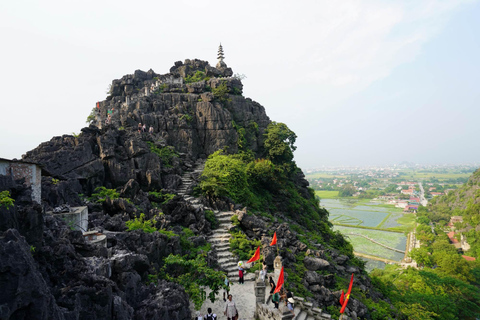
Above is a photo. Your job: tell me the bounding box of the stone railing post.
[145,86,150,96]
[125,96,130,105]
[254,271,266,304]
[274,256,282,277]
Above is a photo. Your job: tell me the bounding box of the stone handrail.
[256,296,332,320]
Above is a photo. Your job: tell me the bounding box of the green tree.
[199,151,251,203]
[339,184,356,197]
[162,254,227,310]
[0,190,15,209]
[86,107,96,124]
[263,122,297,164]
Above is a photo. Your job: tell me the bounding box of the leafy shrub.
[179,114,193,123]
[0,191,15,209]
[205,210,219,229]
[231,215,240,226]
[229,230,261,261]
[200,150,252,203]
[212,81,230,103]
[147,142,178,168]
[86,107,96,124]
[149,190,176,205]
[184,71,207,84]
[162,253,226,310]
[90,187,119,203]
[125,213,158,233]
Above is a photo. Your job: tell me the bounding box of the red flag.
[273,266,284,294]
[270,232,277,246]
[96,102,100,109]
[339,290,345,305]
[247,246,260,263]
[340,273,354,314]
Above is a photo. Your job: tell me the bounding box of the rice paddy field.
[322,199,405,228]
[333,226,406,261]
[322,199,411,270]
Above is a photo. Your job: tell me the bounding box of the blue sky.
[0,0,479,169]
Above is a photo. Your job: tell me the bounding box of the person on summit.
[142,124,146,132]
[269,276,276,296]
[224,294,238,320]
[138,123,142,133]
[238,264,245,284]
[204,307,217,320]
[223,274,230,301]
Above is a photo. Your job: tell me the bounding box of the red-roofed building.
[462,255,476,261]
[447,231,460,246]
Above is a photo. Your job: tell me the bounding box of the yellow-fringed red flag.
[247,246,260,263]
[273,266,284,293]
[340,273,354,314]
[270,232,277,246]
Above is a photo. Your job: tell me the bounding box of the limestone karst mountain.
[0,57,389,320]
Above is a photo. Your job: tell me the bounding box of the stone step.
[295,310,307,320]
[293,308,302,320]
[217,217,233,223]
[209,238,230,245]
[209,232,230,239]
[217,251,233,258]
[215,246,231,253]
[219,260,237,268]
[215,211,235,217]
[208,233,230,240]
[208,237,230,243]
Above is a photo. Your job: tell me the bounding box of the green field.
[389,214,416,232]
[306,172,348,179]
[398,169,472,181]
[315,190,339,199]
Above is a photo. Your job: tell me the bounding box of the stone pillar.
[126,96,130,105]
[254,275,266,304]
[274,256,283,277]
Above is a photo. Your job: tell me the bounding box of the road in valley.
[418,182,428,206]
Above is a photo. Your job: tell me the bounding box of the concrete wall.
[0,159,41,203]
[49,206,88,232]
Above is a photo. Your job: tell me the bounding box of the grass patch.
[316,190,339,199]
[388,214,416,233]
[306,172,348,179]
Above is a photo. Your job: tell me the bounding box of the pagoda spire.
[217,43,225,62]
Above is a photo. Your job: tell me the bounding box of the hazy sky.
[1,0,479,169]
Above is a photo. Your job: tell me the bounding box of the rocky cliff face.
[23,59,270,207]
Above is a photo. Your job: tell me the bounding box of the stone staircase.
[176,159,252,283]
[177,160,205,200]
[207,210,243,282]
